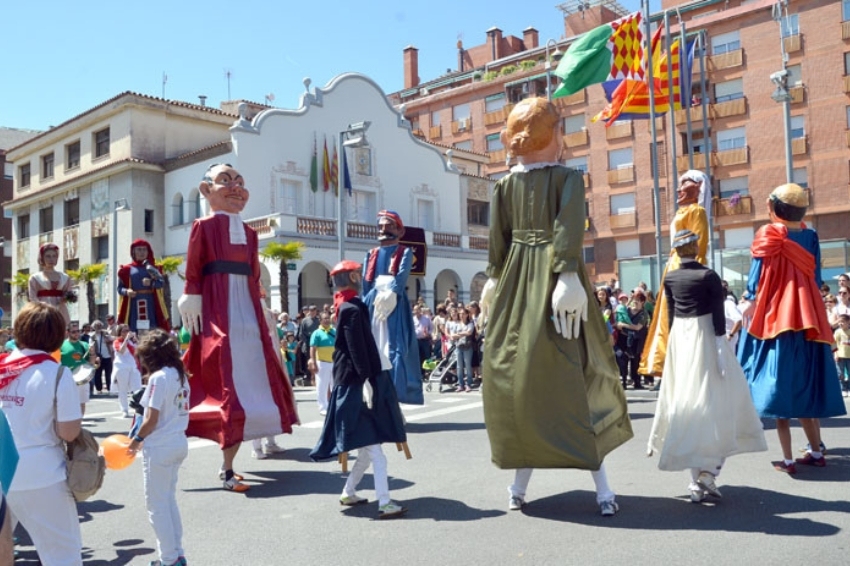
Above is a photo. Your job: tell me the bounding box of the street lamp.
[544,39,563,101]
[772,1,793,183]
[337,121,371,261]
[111,198,130,315]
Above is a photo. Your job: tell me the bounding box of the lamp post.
[544,39,563,101]
[337,121,371,261]
[772,0,794,184]
[111,198,130,315]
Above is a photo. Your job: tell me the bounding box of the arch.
[433,269,462,310]
[187,188,202,223]
[469,272,489,302]
[298,260,333,311]
[171,192,184,226]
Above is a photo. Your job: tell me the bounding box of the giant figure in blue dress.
[361,210,424,405]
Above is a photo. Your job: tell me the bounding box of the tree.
[11,271,30,300]
[259,241,304,314]
[66,263,108,323]
[156,255,184,325]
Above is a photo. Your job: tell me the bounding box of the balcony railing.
[791,136,807,156]
[483,108,507,126]
[63,226,79,260]
[489,149,507,164]
[433,232,461,247]
[675,105,705,126]
[783,34,801,54]
[605,121,633,140]
[469,235,489,250]
[607,166,634,185]
[347,222,378,240]
[714,195,753,217]
[609,211,637,229]
[451,118,472,135]
[38,231,54,245]
[554,89,586,107]
[563,129,589,148]
[843,20,850,40]
[676,152,707,171]
[789,86,805,104]
[844,75,850,94]
[246,217,275,235]
[845,130,850,148]
[709,48,743,71]
[714,146,749,167]
[429,125,442,139]
[583,173,591,189]
[297,217,336,236]
[713,97,747,119]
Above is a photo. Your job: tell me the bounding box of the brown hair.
[135,329,187,386]
[504,97,560,156]
[14,302,66,352]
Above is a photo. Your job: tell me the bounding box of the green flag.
[309,134,318,192]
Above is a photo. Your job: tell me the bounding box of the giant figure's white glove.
[479,277,498,321]
[363,379,374,409]
[373,290,397,321]
[178,294,203,336]
[715,336,727,376]
[551,272,587,340]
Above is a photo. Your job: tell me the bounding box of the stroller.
[425,343,458,392]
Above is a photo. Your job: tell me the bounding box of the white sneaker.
[689,488,707,503]
[377,501,408,519]
[121,411,131,418]
[508,495,526,511]
[251,449,267,460]
[263,443,285,455]
[599,499,619,517]
[319,409,327,416]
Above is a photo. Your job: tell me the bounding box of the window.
[19,164,31,188]
[793,167,808,189]
[417,199,435,231]
[66,141,81,169]
[454,140,473,151]
[712,31,740,55]
[846,106,850,128]
[94,236,109,262]
[486,133,503,152]
[187,188,202,222]
[565,156,588,173]
[790,116,805,139]
[608,148,633,170]
[144,209,154,233]
[452,103,470,121]
[780,14,799,38]
[719,176,748,199]
[615,238,640,259]
[468,200,490,226]
[39,206,54,233]
[845,53,850,76]
[681,130,707,154]
[64,198,80,226]
[563,115,585,134]
[349,190,376,223]
[610,193,636,215]
[484,93,506,113]
[172,193,184,226]
[786,64,802,87]
[42,153,54,180]
[430,110,440,127]
[714,78,744,103]
[845,0,850,22]
[279,179,300,215]
[716,127,746,151]
[18,214,30,239]
[94,128,110,158]
[65,259,79,274]
[583,246,595,264]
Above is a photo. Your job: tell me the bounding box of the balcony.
[38,231,54,245]
[489,149,507,164]
[609,211,637,229]
[715,146,749,167]
[429,125,442,139]
[789,86,805,104]
[563,129,589,148]
[676,152,707,172]
[246,217,275,235]
[791,136,807,156]
[783,34,802,54]
[654,190,669,226]
[844,75,850,94]
[846,130,850,148]
[451,118,472,135]
[297,217,336,236]
[713,97,747,119]
[583,173,591,189]
[709,49,743,71]
[433,232,461,247]
[469,235,489,250]
[605,121,633,140]
[675,105,705,126]
[554,89,586,108]
[843,20,850,40]
[347,222,378,240]
[607,165,634,185]
[714,195,753,218]
[63,226,79,260]
[483,108,507,126]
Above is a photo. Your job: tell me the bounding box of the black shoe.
[632,383,644,390]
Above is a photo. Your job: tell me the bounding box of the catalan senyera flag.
[321,137,331,191]
[552,11,646,98]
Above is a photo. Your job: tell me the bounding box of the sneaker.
[218,469,245,481]
[689,488,707,503]
[121,411,131,418]
[339,494,369,506]
[377,501,408,519]
[798,442,827,455]
[319,409,327,416]
[508,495,526,511]
[795,453,827,467]
[599,499,619,517]
[223,476,250,492]
[251,449,267,460]
[263,443,286,455]
[773,461,797,474]
[696,472,722,498]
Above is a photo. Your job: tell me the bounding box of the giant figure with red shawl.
[178,163,299,492]
[117,239,170,333]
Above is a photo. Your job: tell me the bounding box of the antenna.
[224,68,233,100]
[265,93,275,105]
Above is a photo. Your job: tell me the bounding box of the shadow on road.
[338,495,504,522]
[78,499,125,524]
[520,486,850,535]
[406,421,486,433]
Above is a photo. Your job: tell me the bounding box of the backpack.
[54,365,106,502]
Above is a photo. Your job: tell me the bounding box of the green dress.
[483,165,633,470]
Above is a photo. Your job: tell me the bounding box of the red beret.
[330,260,362,276]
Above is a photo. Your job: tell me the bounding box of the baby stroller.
[425,343,458,392]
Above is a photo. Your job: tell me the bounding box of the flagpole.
[664,11,679,192]
[697,29,714,269]
[338,133,345,261]
[680,15,695,171]
[644,0,663,287]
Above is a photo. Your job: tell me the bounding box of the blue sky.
[1,0,649,132]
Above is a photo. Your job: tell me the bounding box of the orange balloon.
[101,434,136,470]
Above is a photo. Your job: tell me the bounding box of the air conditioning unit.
[458,118,470,131]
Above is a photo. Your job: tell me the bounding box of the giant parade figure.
[361,210,424,405]
[28,243,73,327]
[179,163,299,492]
[479,97,632,516]
[117,239,170,333]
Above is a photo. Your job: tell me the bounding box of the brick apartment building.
[389,0,850,292]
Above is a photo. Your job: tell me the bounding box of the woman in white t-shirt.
[0,302,83,566]
[112,324,142,418]
[128,329,190,566]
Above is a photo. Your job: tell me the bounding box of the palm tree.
[67,263,108,323]
[156,255,184,324]
[259,241,304,314]
[11,271,30,301]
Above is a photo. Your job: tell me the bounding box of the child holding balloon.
[127,329,190,566]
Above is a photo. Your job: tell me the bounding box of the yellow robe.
[638,203,709,377]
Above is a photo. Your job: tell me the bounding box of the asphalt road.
[13,386,850,566]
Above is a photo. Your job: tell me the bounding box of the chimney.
[198,95,207,107]
[523,27,539,50]
[403,45,419,89]
[487,27,503,62]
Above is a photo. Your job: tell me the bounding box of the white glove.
[373,289,397,321]
[178,294,203,336]
[715,336,726,376]
[479,277,498,321]
[551,272,588,340]
[362,379,374,409]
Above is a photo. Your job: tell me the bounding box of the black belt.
[202,261,252,276]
